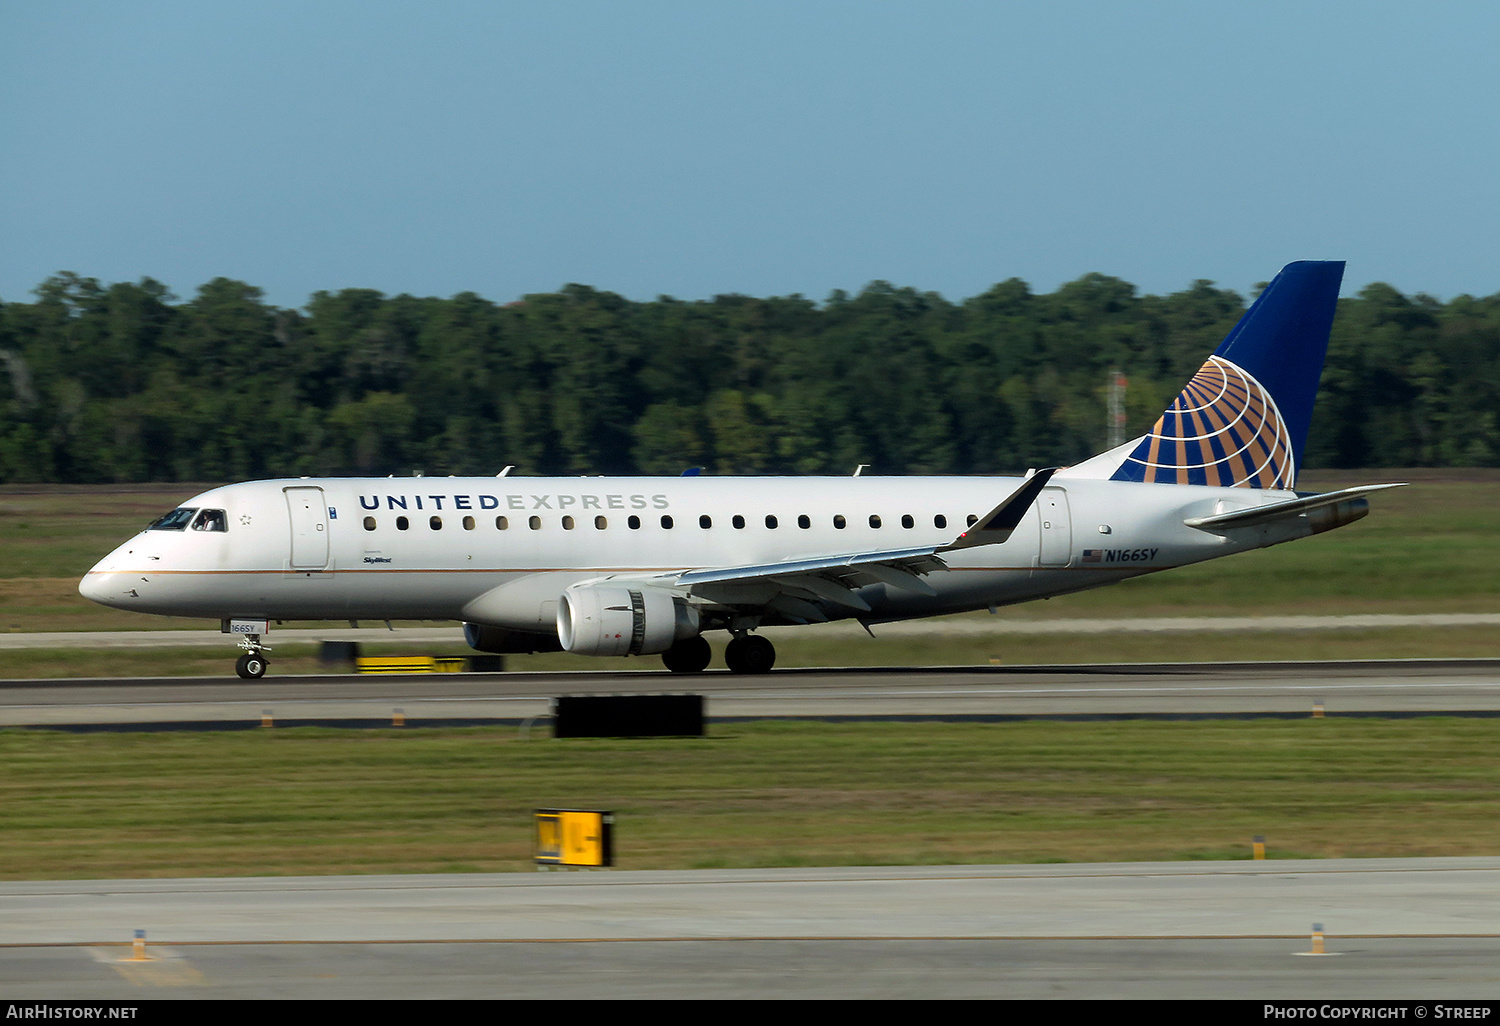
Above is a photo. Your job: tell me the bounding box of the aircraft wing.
[1182,483,1406,532]
[645,469,1058,622]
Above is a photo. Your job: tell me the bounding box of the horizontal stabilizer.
[1183,483,1406,531]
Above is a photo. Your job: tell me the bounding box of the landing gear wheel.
[724,634,775,674]
[662,635,712,674]
[236,653,268,679]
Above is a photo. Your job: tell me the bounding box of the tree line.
[0,270,1496,484]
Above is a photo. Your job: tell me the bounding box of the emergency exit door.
[1037,487,1073,566]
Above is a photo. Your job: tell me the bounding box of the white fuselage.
[80,475,1311,632]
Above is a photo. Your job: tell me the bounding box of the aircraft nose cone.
[78,569,111,605]
[79,567,135,609]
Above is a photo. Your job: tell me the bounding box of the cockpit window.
[192,509,227,532]
[147,508,198,531]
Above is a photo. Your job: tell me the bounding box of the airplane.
[80,260,1402,679]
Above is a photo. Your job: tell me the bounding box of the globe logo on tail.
[1115,355,1295,488]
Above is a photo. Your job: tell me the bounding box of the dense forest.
[0,271,1496,483]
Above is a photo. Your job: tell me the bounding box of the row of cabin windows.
[361,512,981,532]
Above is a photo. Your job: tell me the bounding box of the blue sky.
[3,0,1497,309]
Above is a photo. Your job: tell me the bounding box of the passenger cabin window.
[869,514,882,529]
[496,516,509,530]
[833,515,846,529]
[529,516,542,530]
[628,515,641,530]
[430,516,443,530]
[797,515,811,529]
[967,514,979,527]
[363,516,377,531]
[901,514,914,529]
[192,509,227,532]
[463,516,475,530]
[661,515,674,529]
[934,514,947,529]
[594,516,607,530]
[562,516,575,530]
[765,515,778,529]
[148,508,198,531]
[732,515,745,529]
[699,515,712,529]
[396,516,410,531]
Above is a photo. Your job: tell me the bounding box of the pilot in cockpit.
[193,508,227,532]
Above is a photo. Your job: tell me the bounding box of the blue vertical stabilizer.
[1110,260,1344,488]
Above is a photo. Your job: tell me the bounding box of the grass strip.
[2,718,1498,880]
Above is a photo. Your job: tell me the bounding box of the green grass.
[3,719,1499,879]
[0,483,193,580]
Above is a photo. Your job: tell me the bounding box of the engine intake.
[556,584,700,657]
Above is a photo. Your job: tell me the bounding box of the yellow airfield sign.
[535,809,614,867]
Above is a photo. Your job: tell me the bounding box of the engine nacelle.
[463,622,563,654]
[556,584,700,657]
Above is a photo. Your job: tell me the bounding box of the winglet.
[939,468,1058,552]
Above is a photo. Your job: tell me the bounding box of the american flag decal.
[1082,549,1102,564]
[1112,356,1295,488]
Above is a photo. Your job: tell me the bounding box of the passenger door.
[284,486,330,570]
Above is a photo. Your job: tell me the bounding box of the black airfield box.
[552,694,705,738]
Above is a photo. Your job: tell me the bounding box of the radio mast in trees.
[1107,369,1127,449]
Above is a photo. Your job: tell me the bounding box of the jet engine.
[462,622,563,654]
[556,584,700,657]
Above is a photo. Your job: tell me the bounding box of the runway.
[4,658,1500,727]
[5,612,1500,648]
[6,859,1500,998]
[8,660,1500,997]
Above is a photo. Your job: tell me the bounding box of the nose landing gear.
[234,635,270,679]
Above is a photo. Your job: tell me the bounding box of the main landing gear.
[661,635,712,674]
[234,634,270,679]
[659,632,777,674]
[725,633,775,674]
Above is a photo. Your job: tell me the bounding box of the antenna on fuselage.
[497,466,514,477]
[853,464,870,477]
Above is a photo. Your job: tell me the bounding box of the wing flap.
[674,545,948,589]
